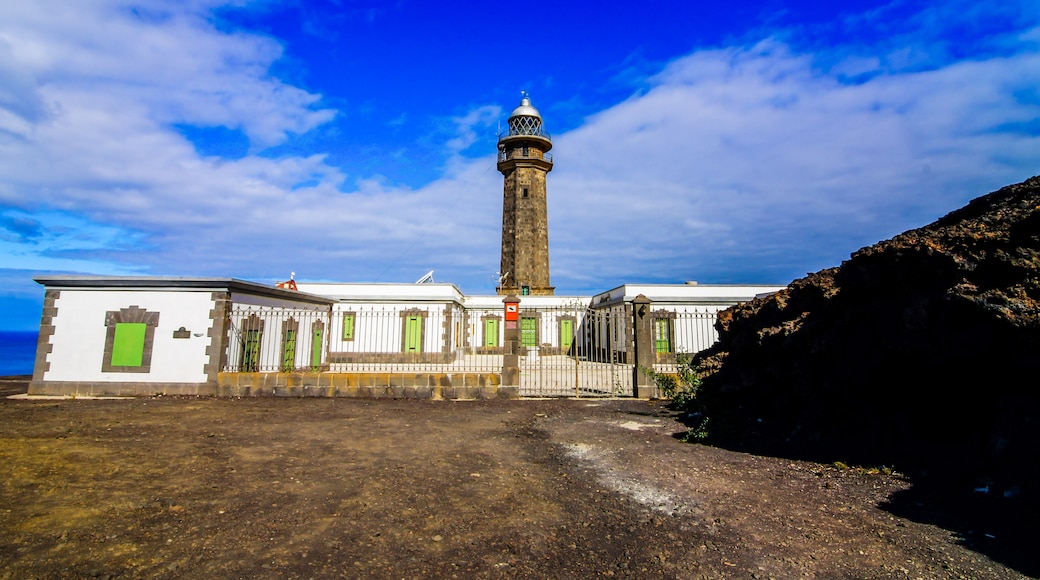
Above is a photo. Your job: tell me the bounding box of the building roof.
[294,282,466,303]
[591,283,786,307]
[33,275,335,305]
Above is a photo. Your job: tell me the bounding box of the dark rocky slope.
[693,175,1040,559]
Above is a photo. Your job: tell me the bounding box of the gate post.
[631,294,655,398]
[502,295,521,392]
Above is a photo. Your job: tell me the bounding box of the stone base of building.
[29,380,216,398]
[28,373,518,400]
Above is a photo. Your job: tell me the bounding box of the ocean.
[0,331,37,376]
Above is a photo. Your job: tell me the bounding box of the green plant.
[642,354,709,442]
[680,417,710,442]
[642,353,702,409]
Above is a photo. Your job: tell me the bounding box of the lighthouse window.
[522,145,529,157]
[522,187,529,198]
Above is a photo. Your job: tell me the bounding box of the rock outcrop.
[694,175,1040,505]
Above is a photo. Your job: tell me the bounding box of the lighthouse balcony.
[498,125,552,141]
[498,148,553,163]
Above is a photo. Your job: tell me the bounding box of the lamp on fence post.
[502,295,521,395]
[632,294,654,399]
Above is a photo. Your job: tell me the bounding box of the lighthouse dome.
[510,96,541,120]
[503,92,549,140]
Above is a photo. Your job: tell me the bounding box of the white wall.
[45,290,216,383]
[330,301,454,354]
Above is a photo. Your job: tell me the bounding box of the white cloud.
[446,105,501,153]
[542,39,1040,285]
[0,1,1037,302]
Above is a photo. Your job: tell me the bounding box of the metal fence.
[222,302,726,397]
[649,306,724,376]
[224,305,331,373]
[327,304,501,374]
[517,305,633,397]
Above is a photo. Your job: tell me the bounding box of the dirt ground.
[0,379,1031,579]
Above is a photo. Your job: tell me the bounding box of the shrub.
[643,353,701,406]
[643,353,709,440]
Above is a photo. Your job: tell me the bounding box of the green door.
[484,319,499,347]
[560,319,574,351]
[655,319,672,353]
[404,316,423,353]
[311,326,323,370]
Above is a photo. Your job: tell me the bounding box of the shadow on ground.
[668,406,1040,578]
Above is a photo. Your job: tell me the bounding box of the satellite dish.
[415,270,435,284]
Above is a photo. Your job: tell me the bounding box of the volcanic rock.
[694,175,1040,507]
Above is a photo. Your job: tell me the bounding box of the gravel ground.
[0,383,1032,578]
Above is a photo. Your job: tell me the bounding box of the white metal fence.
[223,302,726,397]
[516,305,632,397]
[224,305,331,373]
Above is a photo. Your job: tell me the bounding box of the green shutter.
[242,329,261,372]
[521,317,537,347]
[111,322,146,367]
[484,319,499,347]
[560,319,574,350]
[342,314,355,341]
[404,316,422,352]
[282,329,297,372]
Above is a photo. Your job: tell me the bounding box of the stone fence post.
[631,294,656,398]
[501,295,520,388]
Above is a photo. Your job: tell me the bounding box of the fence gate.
[518,306,633,397]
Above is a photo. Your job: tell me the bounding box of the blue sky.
[1,0,1038,330]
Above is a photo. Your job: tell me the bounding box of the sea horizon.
[0,331,37,377]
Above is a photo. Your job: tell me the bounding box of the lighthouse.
[497,92,554,296]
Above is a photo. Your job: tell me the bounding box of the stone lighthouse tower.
[497,92,554,296]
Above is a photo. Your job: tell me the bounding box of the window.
[342,312,356,341]
[521,317,537,347]
[522,145,529,157]
[521,285,530,296]
[484,318,499,347]
[522,187,529,199]
[102,306,159,373]
[654,318,672,354]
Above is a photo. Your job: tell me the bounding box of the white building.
[27,96,785,398]
[29,277,781,398]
